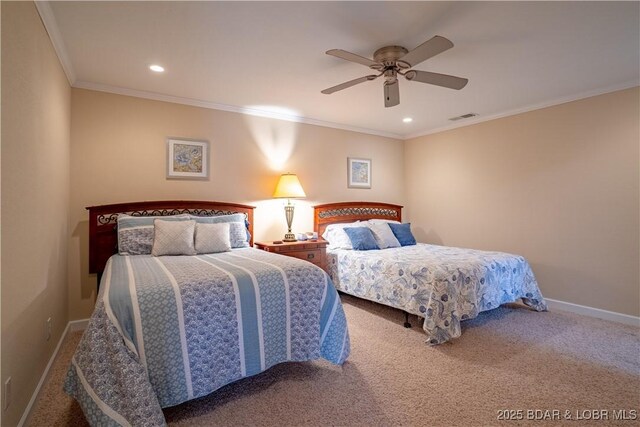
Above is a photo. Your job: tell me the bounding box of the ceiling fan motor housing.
[372,46,411,69]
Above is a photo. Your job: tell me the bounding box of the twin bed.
[66,200,546,426]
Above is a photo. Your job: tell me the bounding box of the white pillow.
[195,223,231,254]
[366,221,401,249]
[152,219,196,256]
[322,221,360,250]
[367,218,401,224]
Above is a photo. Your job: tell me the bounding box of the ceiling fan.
[321,35,468,108]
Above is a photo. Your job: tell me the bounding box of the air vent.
[449,113,478,121]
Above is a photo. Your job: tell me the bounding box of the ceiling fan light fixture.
[383,69,398,83]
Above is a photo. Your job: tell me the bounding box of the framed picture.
[347,157,371,189]
[166,138,209,180]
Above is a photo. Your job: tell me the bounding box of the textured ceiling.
[46,1,639,138]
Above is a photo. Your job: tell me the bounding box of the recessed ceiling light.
[402,117,413,123]
[149,64,165,73]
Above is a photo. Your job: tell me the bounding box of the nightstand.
[254,240,328,272]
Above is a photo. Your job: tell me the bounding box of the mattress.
[327,243,546,344]
[65,248,350,426]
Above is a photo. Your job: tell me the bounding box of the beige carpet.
[28,295,639,426]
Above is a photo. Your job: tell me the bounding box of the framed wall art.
[166,138,209,180]
[347,157,371,189]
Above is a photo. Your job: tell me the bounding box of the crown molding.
[35,0,400,140]
[34,0,637,141]
[403,80,640,140]
[73,81,404,140]
[34,0,401,141]
[35,1,76,85]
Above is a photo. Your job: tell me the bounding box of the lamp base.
[283,232,297,242]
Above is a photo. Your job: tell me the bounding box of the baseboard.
[68,318,90,332]
[546,298,639,326]
[18,318,90,427]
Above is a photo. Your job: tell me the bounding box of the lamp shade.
[273,173,306,198]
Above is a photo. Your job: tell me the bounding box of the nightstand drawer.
[272,243,320,253]
[286,249,321,263]
[254,240,328,273]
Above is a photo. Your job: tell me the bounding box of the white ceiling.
[44,1,639,139]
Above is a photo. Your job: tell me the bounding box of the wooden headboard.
[87,200,255,278]
[314,201,403,237]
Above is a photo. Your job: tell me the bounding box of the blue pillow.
[343,227,379,251]
[388,223,416,246]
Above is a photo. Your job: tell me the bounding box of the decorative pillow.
[343,227,379,251]
[195,223,231,254]
[366,221,401,249]
[151,219,197,256]
[117,214,190,255]
[388,223,417,246]
[321,221,361,250]
[189,214,250,248]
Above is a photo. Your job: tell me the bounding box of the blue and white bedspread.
[64,248,350,426]
[327,243,546,345]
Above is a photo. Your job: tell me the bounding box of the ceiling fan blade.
[321,75,378,94]
[399,36,454,67]
[405,70,468,90]
[384,80,400,107]
[326,49,379,68]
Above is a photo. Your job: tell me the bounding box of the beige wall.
[69,88,405,319]
[1,2,71,425]
[70,88,639,319]
[404,87,640,316]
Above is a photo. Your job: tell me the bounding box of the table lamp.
[273,173,306,242]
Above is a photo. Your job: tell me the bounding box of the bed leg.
[403,312,412,328]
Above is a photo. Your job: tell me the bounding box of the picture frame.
[166,138,209,180]
[347,157,371,189]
